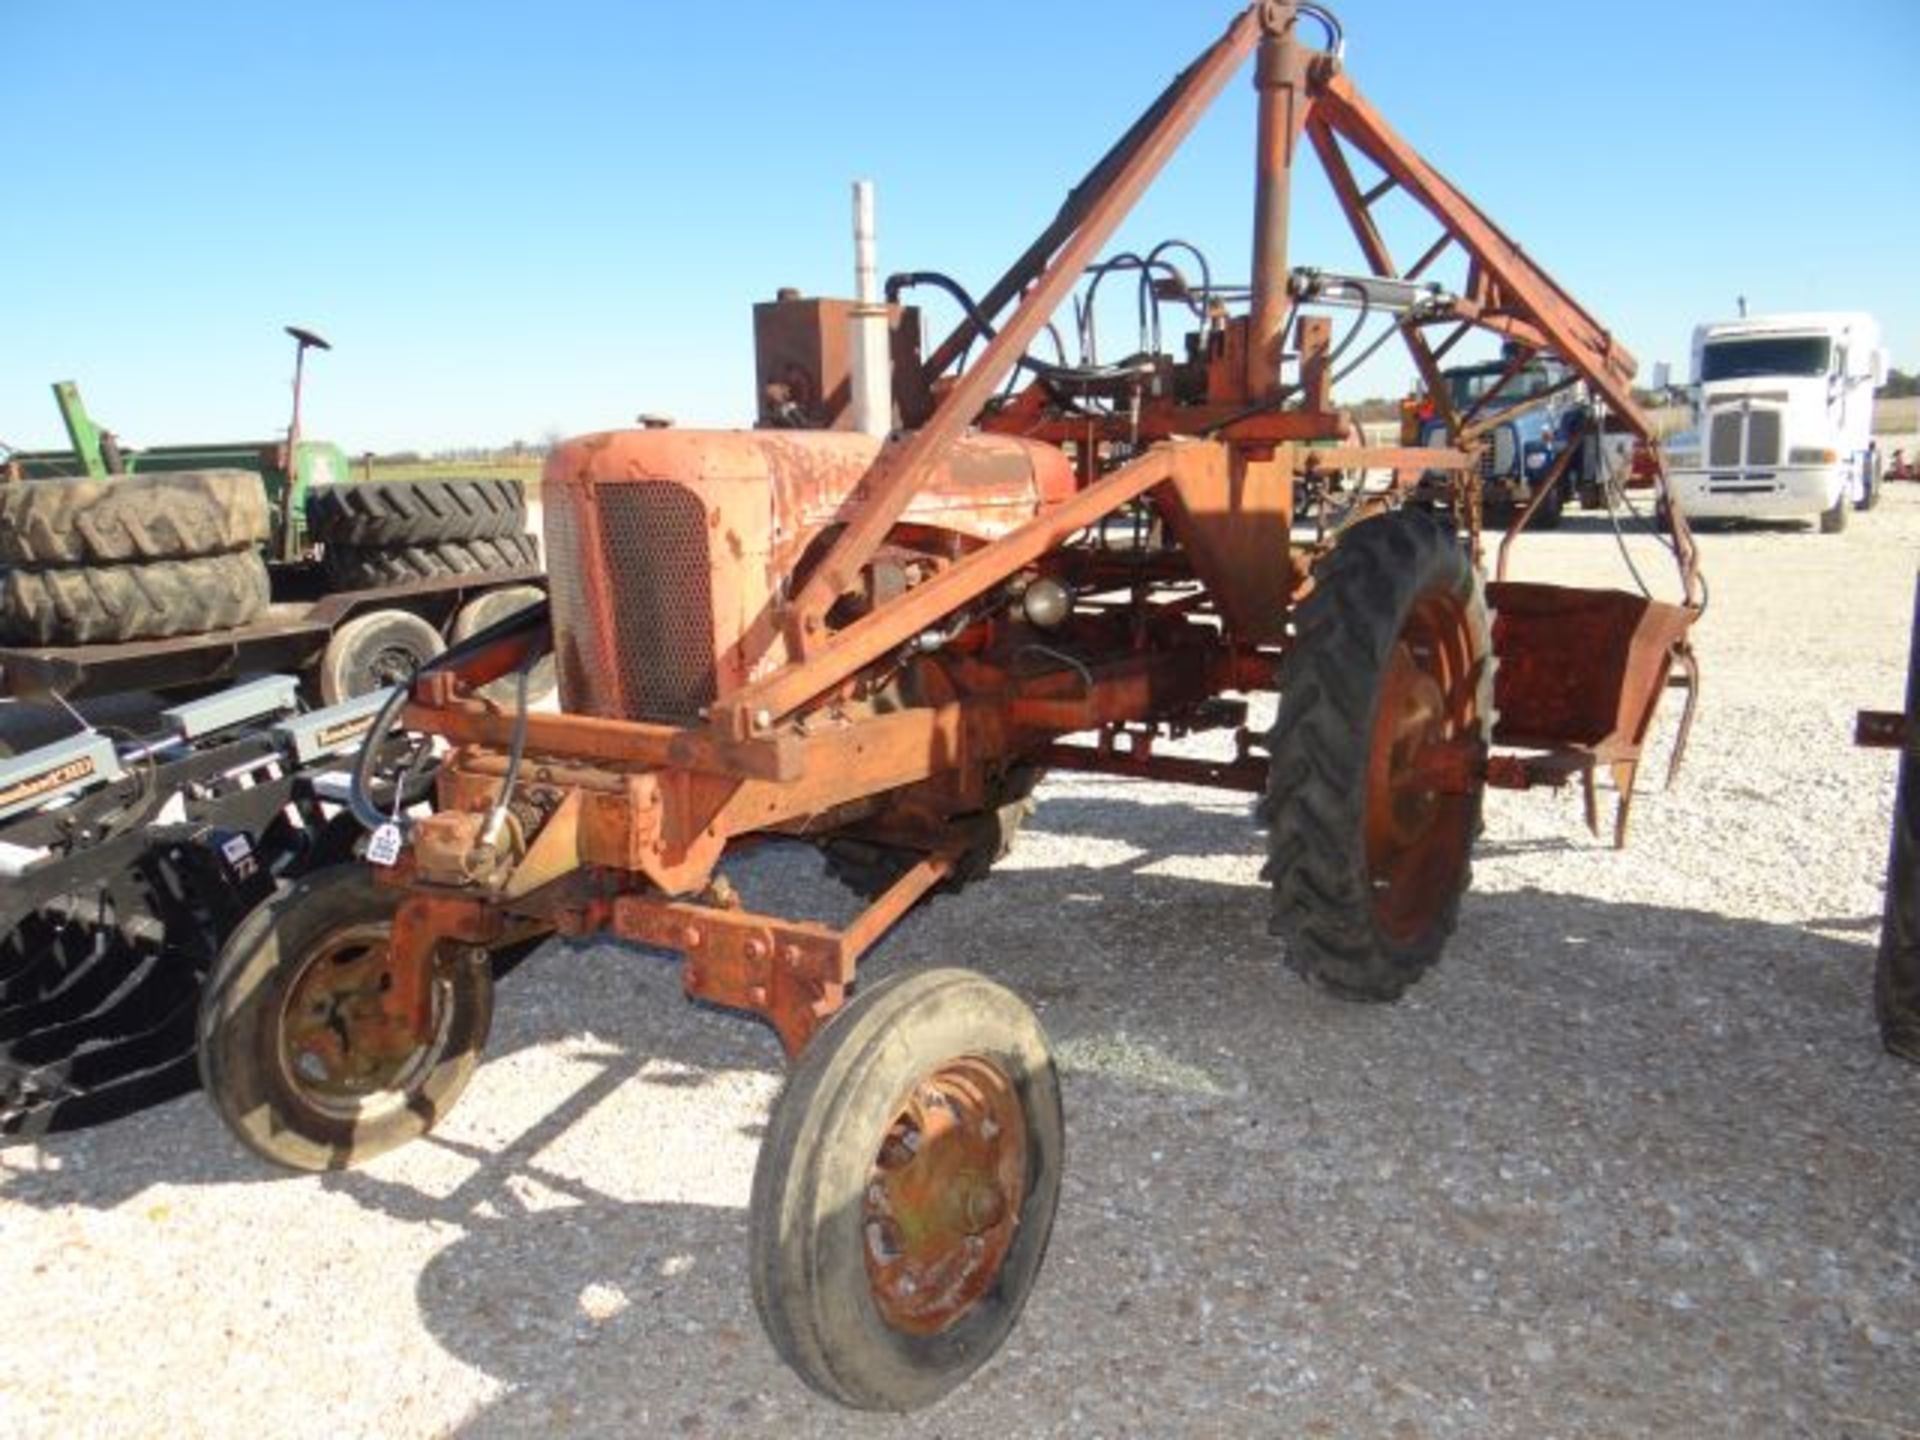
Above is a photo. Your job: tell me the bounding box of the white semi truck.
[1666,312,1886,532]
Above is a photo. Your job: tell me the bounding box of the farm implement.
[193,1,1704,1410]
[0,329,547,706]
[0,680,422,1136]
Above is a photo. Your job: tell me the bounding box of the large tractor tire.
[750,968,1063,1411]
[197,864,494,1171]
[1265,509,1492,1001]
[0,550,270,645]
[0,470,270,566]
[822,765,1044,901]
[305,478,527,547]
[322,533,541,592]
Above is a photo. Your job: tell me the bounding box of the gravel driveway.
[3,492,1915,1439]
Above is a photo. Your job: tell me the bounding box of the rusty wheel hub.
[1364,591,1479,942]
[279,922,440,1110]
[862,1056,1027,1336]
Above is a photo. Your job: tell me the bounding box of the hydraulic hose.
[886,271,1155,385]
[345,599,551,837]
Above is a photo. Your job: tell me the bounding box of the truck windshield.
[1446,364,1564,412]
[1699,336,1831,381]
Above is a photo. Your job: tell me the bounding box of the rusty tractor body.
[198,1,1704,1410]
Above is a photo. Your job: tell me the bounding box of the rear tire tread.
[305,478,527,547]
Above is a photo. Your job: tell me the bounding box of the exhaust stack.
[849,180,891,438]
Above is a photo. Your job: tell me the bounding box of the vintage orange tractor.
[195,1,1703,1410]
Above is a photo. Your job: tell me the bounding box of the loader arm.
[718,0,1700,741]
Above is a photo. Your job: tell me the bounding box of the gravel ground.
[3,492,1917,1439]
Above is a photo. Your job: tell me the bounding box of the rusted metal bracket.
[606,851,957,1055]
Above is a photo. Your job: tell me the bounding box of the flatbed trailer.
[0,564,544,701]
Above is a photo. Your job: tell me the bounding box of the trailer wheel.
[196,865,492,1171]
[1265,509,1491,1000]
[750,968,1062,1411]
[305,478,527,547]
[322,533,541,592]
[0,550,270,646]
[318,608,445,705]
[1819,486,1849,534]
[0,470,270,566]
[450,585,555,707]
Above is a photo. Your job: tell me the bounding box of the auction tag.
[367,822,404,868]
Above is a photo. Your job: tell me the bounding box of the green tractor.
[0,328,547,705]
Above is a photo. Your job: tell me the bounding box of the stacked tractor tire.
[0,471,272,644]
[306,477,537,589]
[303,477,544,704]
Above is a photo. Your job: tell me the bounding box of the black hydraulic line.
[887,271,1153,385]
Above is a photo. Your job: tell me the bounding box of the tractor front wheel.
[749,968,1063,1411]
[197,865,493,1171]
[1265,509,1492,1000]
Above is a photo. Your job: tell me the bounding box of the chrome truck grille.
[1708,405,1782,468]
[542,481,719,724]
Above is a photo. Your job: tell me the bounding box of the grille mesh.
[1746,410,1781,467]
[595,483,718,723]
[1709,412,1742,467]
[542,486,615,717]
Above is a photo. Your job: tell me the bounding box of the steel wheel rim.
[861,1056,1028,1337]
[276,921,451,1121]
[1364,588,1479,943]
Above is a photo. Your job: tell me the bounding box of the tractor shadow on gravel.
[3,796,1911,1433]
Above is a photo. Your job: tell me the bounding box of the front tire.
[1265,509,1492,1000]
[750,968,1063,1411]
[196,865,493,1171]
[1820,484,1850,534]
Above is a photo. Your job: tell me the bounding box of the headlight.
[1524,448,1549,471]
[1788,446,1837,465]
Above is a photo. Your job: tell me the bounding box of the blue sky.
[4,1,1915,454]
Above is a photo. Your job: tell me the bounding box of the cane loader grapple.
[196,2,1704,1410]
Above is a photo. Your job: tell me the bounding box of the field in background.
[363,455,544,488]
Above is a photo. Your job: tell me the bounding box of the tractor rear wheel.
[321,533,541,592]
[0,550,270,645]
[305,478,527,547]
[750,968,1062,1411]
[0,470,270,566]
[197,864,493,1171]
[1265,509,1492,1000]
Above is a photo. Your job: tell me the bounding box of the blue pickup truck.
[1415,354,1594,526]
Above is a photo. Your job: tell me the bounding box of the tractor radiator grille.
[596,483,718,723]
[543,481,719,723]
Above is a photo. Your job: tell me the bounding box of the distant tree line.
[1880,369,1920,400]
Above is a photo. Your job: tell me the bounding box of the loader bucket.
[1487,582,1697,846]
